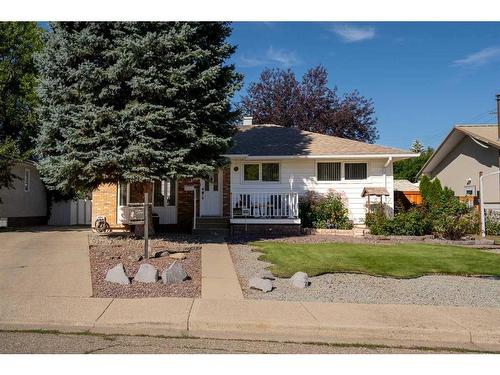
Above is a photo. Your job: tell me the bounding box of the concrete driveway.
[0,227,92,297]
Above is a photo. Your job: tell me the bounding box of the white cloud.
[238,46,300,68]
[452,46,500,67]
[238,56,267,68]
[266,46,299,67]
[330,24,376,43]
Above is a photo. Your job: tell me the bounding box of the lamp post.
[480,170,500,237]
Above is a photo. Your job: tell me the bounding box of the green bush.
[299,190,353,229]
[485,210,500,236]
[366,206,431,236]
[366,176,477,239]
[432,211,480,240]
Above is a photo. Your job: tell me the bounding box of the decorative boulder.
[256,269,275,280]
[134,263,159,283]
[105,263,130,285]
[162,261,188,283]
[290,272,309,289]
[249,277,273,292]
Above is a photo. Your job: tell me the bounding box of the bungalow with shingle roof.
[91,119,418,234]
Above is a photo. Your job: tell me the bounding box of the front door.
[200,170,222,216]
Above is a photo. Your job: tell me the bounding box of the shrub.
[366,206,431,236]
[366,176,475,239]
[299,190,353,229]
[485,210,500,236]
[432,211,480,240]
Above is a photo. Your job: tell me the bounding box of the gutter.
[222,153,419,160]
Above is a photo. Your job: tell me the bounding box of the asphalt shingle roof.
[227,124,413,157]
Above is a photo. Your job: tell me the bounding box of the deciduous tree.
[241,65,378,143]
[0,22,42,190]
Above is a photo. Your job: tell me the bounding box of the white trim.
[230,218,301,225]
[224,153,418,160]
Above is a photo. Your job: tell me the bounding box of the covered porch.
[230,191,300,224]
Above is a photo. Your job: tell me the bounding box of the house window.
[262,163,280,182]
[243,164,259,181]
[154,179,176,207]
[317,162,341,181]
[345,163,367,180]
[24,168,30,192]
[119,182,127,205]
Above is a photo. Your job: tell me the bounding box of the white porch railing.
[231,192,299,219]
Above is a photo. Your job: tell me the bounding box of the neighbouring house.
[393,179,422,210]
[0,161,47,227]
[0,161,92,228]
[418,122,500,210]
[91,118,417,234]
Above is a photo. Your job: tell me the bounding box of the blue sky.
[228,22,500,149]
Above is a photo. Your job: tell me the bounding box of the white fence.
[48,199,92,226]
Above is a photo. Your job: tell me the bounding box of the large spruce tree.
[36,22,242,196]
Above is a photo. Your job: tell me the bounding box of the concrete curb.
[1,294,499,351]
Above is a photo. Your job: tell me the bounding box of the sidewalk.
[201,241,243,300]
[1,293,500,351]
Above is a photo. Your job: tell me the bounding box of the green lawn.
[250,241,500,279]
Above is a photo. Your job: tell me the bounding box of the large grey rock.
[256,269,275,280]
[249,277,273,292]
[134,263,159,283]
[105,263,130,285]
[290,272,309,289]
[162,261,188,284]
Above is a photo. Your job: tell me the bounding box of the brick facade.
[231,224,301,237]
[176,178,200,232]
[91,183,124,229]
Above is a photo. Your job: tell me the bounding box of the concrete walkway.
[0,227,92,297]
[1,294,500,351]
[201,240,243,300]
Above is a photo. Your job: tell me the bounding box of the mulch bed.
[88,233,201,298]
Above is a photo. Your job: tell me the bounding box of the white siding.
[230,158,394,224]
[154,206,177,224]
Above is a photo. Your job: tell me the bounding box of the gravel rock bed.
[228,243,500,308]
[89,233,201,298]
[231,234,500,249]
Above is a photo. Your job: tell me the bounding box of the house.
[91,118,417,234]
[0,161,47,227]
[0,161,92,228]
[418,121,500,210]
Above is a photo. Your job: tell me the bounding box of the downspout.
[384,157,392,212]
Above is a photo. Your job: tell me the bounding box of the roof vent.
[242,116,253,126]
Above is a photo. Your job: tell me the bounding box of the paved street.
[0,227,92,297]
[0,330,468,354]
